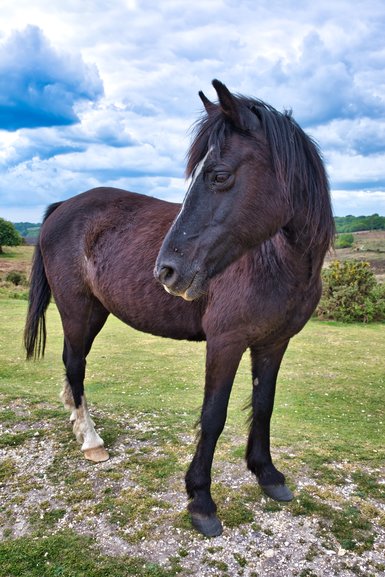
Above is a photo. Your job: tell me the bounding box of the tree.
[0,218,22,253]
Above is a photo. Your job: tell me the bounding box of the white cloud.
[327,151,385,187]
[0,0,385,220]
[332,189,385,217]
[0,26,103,131]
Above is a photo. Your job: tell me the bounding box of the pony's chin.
[181,287,203,301]
[163,273,207,301]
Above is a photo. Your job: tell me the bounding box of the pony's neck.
[284,174,334,259]
[284,204,314,249]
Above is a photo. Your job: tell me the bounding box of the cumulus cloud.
[311,118,385,156]
[332,189,385,217]
[0,25,103,131]
[0,1,385,220]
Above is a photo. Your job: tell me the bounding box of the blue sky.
[0,0,384,222]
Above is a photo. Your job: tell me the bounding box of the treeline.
[13,222,41,238]
[335,214,385,233]
[12,214,385,238]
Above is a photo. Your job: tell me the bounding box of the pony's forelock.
[186,93,334,253]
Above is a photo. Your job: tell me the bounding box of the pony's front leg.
[246,342,293,501]
[186,337,246,537]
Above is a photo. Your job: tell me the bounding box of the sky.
[0,0,384,222]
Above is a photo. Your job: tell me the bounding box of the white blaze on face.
[190,145,213,187]
[171,146,213,233]
[160,147,213,294]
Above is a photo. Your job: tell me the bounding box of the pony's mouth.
[163,270,207,301]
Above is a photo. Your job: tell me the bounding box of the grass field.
[0,246,384,576]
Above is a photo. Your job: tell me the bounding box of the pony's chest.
[203,271,320,343]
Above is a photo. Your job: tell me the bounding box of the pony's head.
[155,80,331,300]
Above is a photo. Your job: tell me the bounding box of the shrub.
[317,260,385,323]
[5,271,27,286]
[335,233,354,249]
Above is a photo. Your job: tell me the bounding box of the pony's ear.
[199,91,217,114]
[212,79,240,123]
[212,79,260,131]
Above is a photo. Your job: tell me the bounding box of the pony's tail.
[24,202,62,360]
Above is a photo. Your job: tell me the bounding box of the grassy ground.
[0,245,384,576]
[0,245,32,300]
[0,297,384,576]
[0,245,33,274]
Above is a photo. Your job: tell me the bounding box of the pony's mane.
[186,95,334,253]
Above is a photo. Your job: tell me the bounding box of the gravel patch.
[1,400,384,577]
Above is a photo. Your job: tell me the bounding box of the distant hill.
[13,222,41,238]
[335,214,385,233]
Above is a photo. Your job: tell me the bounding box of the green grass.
[0,244,33,263]
[0,298,384,469]
[0,297,384,574]
[0,530,178,577]
[2,299,384,468]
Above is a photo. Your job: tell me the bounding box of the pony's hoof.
[190,513,223,537]
[261,483,294,502]
[83,447,110,462]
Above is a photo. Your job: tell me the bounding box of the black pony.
[25,80,334,537]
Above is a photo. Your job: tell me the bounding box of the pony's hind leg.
[60,298,109,462]
[60,376,77,422]
[61,371,107,461]
[246,342,293,501]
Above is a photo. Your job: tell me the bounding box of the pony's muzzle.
[154,260,204,301]
[156,263,178,291]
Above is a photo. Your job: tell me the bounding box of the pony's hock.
[24,80,334,537]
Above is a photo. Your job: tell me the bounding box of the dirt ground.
[1,400,384,577]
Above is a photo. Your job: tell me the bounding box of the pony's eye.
[214,172,230,184]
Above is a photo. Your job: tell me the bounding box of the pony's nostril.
[157,265,177,288]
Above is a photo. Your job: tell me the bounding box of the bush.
[335,233,354,249]
[5,271,27,286]
[317,260,385,323]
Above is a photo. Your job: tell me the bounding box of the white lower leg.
[73,396,104,451]
[60,378,77,422]
[60,379,109,462]
[73,396,109,462]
